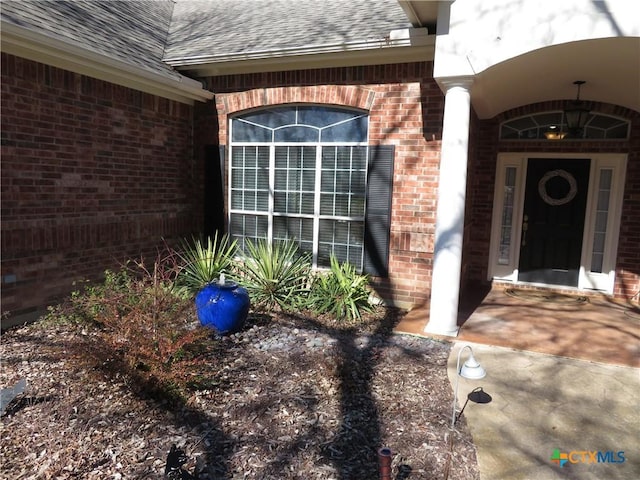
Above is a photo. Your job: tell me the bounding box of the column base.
[423,322,460,337]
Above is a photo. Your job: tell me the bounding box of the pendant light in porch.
[564,80,590,136]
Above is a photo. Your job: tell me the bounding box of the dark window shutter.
[219,145,226,187]
[204,145,226,238]
[364,145,394,277]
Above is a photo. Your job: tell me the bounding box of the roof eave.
[166,28,434,77]
[1,21,214,105]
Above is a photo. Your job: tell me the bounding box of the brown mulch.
[0,308,480,479]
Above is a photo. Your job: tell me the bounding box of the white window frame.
[228,107,370,270]
[488,153,627,294]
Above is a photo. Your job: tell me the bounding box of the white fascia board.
[1,21,214,105]
[165,28,433,76]
[397,0,425,27]
[179,43,436,77]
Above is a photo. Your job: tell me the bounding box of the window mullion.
[349,147,354,219]
[268,144,275,245]
[313,144,322,269]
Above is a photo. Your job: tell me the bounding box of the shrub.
[238,239,312,312]
[177,233,238,293]
[42,251,211,401]
[43,267,134,327]
[307,255,375,323]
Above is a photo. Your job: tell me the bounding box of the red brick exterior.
[1,54,199,318]
[2,52,636,320]
[202,63,445,307]
[465,101,640,301]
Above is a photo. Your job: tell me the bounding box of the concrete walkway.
[449,342,640,480]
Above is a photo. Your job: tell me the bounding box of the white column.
[425,78,473,336]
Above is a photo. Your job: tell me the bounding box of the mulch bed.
[1,308,480,479]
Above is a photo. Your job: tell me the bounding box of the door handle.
[522,214,529,247]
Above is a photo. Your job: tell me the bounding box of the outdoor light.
[544,125,566,140]
[451,345,486,428]
[564,80,590,136]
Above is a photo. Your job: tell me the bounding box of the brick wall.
[5,51,632,320]
[203,62,445,308]
[616,106,640,300]
[466,100,640,301]
[1,54,199,319]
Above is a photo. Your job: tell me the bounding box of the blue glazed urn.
[195,275,250,335]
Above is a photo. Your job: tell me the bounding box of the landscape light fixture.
[451,345,486,428]
[564,80,590,136]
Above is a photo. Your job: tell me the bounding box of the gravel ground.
[1,309,480,479]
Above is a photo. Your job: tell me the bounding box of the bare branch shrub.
[42,248,212,402]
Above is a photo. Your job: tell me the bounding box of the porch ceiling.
[470,37,640,119]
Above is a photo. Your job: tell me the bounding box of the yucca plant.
[177,233,237,293]
[307,254,374,323]
[238,239,311,312]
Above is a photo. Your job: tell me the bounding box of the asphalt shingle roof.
[165,0,412,60]
[2,0,412,72]
[1,0,179,79]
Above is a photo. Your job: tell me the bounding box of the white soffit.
[397,0,441,28]
[1,22,214,105]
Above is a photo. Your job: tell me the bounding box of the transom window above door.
[500,111,629,140]
[229,105,392,274]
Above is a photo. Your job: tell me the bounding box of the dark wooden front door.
[518,158,590,286]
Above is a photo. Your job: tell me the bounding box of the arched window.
[500,111,630,140]
[228,105,392,274]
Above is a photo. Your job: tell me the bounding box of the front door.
[518,158,590,286]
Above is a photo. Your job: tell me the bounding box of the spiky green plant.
[307,254,374,323]
[238,239,311,312]
[178,233,238,293]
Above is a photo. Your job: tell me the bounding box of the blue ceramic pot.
[195,280,250,335]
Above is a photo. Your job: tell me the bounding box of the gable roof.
[0,0,213,104]
[1,0,177,79]
[0,0,433,101]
